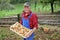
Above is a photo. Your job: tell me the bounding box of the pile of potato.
[10,22,31,38]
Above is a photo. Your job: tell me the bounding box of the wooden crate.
[10,22,32,38]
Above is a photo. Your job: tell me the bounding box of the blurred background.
[0,0,60,17]
[0,0,60,40]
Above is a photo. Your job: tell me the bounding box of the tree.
[39,0,60,13]
[0,0,15,11]
[10,0,28,4]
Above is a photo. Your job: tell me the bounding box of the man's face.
[24,6,30,13]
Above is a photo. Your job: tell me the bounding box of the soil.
[0,24,60,40]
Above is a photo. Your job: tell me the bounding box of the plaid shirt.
[20,12,38,29]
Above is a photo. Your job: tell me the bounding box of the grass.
[35,3,60,13]
[0,3,60,18]
[0,4,23,18]
[0,27,23,40]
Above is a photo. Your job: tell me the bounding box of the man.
[20,2,38,40]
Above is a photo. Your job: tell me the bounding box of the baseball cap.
[24,2,30,7]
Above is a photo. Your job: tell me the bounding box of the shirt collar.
[22,11,32,17]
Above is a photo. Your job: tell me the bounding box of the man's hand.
[25,27,36,38]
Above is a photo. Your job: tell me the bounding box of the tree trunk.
[34,0,37,10]
[51,2,54,13]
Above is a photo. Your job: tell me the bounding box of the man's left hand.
[25,27,36,38]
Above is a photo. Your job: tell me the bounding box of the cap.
[24,2,30,7]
